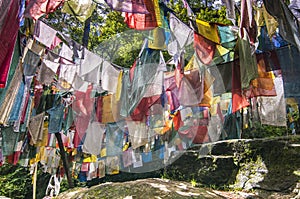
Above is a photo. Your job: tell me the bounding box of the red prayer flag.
[124,0,158,30]
[194,32,216,65]
[232,60,249,113]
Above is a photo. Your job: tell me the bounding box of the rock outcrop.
[164,135,300,197]
[57,135,300,198]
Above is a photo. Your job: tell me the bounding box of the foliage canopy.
[44,0,234,67]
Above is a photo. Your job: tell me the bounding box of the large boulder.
[56,178,259,199]
[164,135,300,196]
[56,136,300,198]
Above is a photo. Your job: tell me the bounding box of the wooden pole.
[33,164,37,199]
[55,132,74,188]
[240,108,243,138]
[82,17,91,48]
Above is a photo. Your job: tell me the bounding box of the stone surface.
[56,178,259,199]
[164,136,300,193]
[56,135,300,199]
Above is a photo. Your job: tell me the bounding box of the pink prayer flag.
[0,0,20,88]
[24,0,64,20]
[122,148,133,167]
[81,162,90,172]
[105,0,149,14]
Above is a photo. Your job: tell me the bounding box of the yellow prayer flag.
[196,19,220,44]
[115,70,123,101]
[153,0,162,27]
